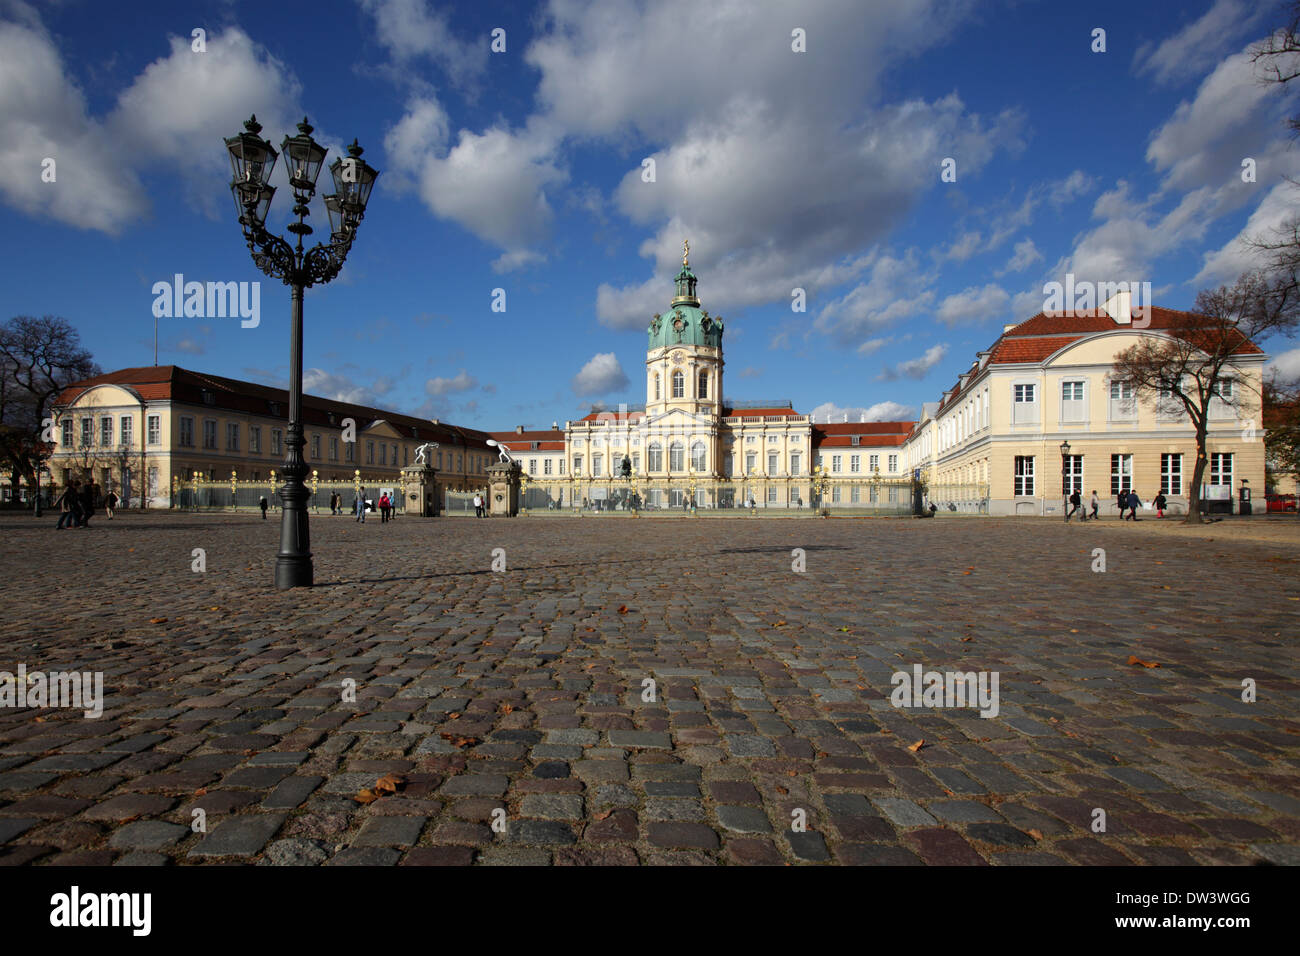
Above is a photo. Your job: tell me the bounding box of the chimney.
[1102,290,1132,325]
[552,421,558,431]
[516,425,524,434]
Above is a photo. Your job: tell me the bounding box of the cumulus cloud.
[810,401,917,423]
[997,239,1043,276]
[303,368,395,406]
[1194,183,1298,286]
[878,344,948,381]
[813,250,936,345]
[1135,0,1270,87]
[425,370,478,396]
[1267,346,1300,383]
[936,284,1010,326]
[356,0,486,83]
[571,352,629,396]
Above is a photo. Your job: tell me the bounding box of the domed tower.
[645,240,724,420]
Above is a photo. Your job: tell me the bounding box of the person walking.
[104,489,118,519]
[356,488,367,523]
[1125,489,1142,521]
[55,482,78,529]
[1115,489,1126,518]
[380,493,391,523]
[259,495,268,519]
[1066,489,1081,522]
[1089,490,1100,521]
[78,480,96,528]
[473,493,483,518]
[1154,491,1167,518]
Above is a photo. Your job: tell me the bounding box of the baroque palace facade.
[46,251,1266,515]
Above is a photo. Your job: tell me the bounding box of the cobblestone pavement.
[0,512,1297,866]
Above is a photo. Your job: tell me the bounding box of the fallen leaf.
[355,788,380,805]
[374,773,405,794]
[499,703,514,714]
[959,636,973,643]
[448,712,461,719]
[1028,828,1044,841]
[774,621,787,627]
[148,617,168,624]
[594,809,613,821]
[1127,655,1161,668]
[908,739,926,752]
[617,605,628,614]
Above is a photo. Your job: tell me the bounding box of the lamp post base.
[275,552,314,589]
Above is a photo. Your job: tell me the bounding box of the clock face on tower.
[671,351,685,365]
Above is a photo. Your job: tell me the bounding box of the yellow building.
[902,294,1267,516]
[49,366,497,507]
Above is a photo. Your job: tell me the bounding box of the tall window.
[365,441,374,464]
[529,459,537,475]
[745,452,756,472]
[1064,454,1083,495]
[249,426,261,454]
[868,454,879,471]
[147,415,161,446]
[272,428,283,455]
[1014,455,1035,496]
[120,417,133,448]
[1209,452,1233,487]
[832,454,842,472]
[62,420,73,448]
[592,453,603,475]
[379,443,387,466]
[1160,453,1182,496]
[311,434,321,460]
[647,442,663,471]
[1209,379,1235,419]
[632,452,640,473]
[345,440,354,462]
[654,374,660,400]
[1109,381,1136,421]
[697,370,708,398]
[329,436,338,460]
[573,455,583,474]
[81,418,93,446]
[543,458,552,476]
[1110,454,1132,495]
[202,421,216,449]
[850,454,861,473]
[691,441,706,471]
[669,441,684,471]
[100,416,113,447]
[888,454,898,472]
[790,452,801,474]
[1013,383,1038,424]
[1061,380,1085,422]
[672,371,685,398]
[226,423,239,451]
[558,457,565,475]
[767,452,778,474]
[392,444,398,467]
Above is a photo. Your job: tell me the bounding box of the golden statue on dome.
[682,239,690,267]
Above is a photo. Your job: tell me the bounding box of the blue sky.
[3,0,1299,429]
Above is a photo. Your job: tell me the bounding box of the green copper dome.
[648,264,724,350]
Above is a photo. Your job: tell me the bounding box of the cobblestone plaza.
[1,513,1297,866]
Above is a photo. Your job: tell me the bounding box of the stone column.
[486,461,521,517]
[401,465,439,516]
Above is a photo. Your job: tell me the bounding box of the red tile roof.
[487,430,565,451]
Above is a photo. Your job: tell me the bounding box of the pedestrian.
[1066,489,1081,522]
[259,495,268,519]
[1089,490,1099,520]
[473,493,483,518]
[1154,491,1167,518]
[1116,489,1126,518]
[1126,489,1142,521]
[356,488,366,522]
[78,480,95,528]
[55,481,78,530]
[104,489,118,519]
[379,493,390,523]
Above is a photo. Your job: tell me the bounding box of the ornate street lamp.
[1060,440,1071,523]
[227,115,379,587]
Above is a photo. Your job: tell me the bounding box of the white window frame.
[1160,453,1182,496]
[1014,455,1035,496]
[1110,454,1133,495]
[1012,382,1039,425]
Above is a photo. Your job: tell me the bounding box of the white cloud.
[571,352,629,396]
[879,344,948,381]
[1194,182,1299,286]
[304,368,392,406]
[813,250,936,344]
[856,337,891,356]
[1135,0,1270,87]
[943,231,982,262]
[997,239,1043,276]
[356,0,486,83]
[936,284,1010,326]
[1049,169,1095,208]
[1268,346,1300,383]
[810,400,916,423]
[174,337,205,355]
[492,249,547,273]
[425,370,478,396]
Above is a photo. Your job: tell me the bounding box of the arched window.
[654,374,660,400]
[647,442,663,471]
[690,441,706,471]
[670,441,685,471]
[672,371,685,398]
[698,370,708,398]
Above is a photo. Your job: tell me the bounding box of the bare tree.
[1264,373,1300,496]
[0,316,99,504]
[1111,271,1298,523]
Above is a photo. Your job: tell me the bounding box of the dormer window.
[851,435,860,446]
[202,389,215,405]
[269,401,281,416]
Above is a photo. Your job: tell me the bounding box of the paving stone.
[108,821,189,851]
[352,816,426,847]
[716,805,772,834]
[647,822,720,850]
[518,794,583,820]
[325,847,401,866]
[263,775,324,810]
[259,838,330,866]
[188,813,286,858]
[871,797,938,828]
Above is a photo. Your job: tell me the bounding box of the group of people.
[1065,489,1168,521]
[54,480,118,528]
